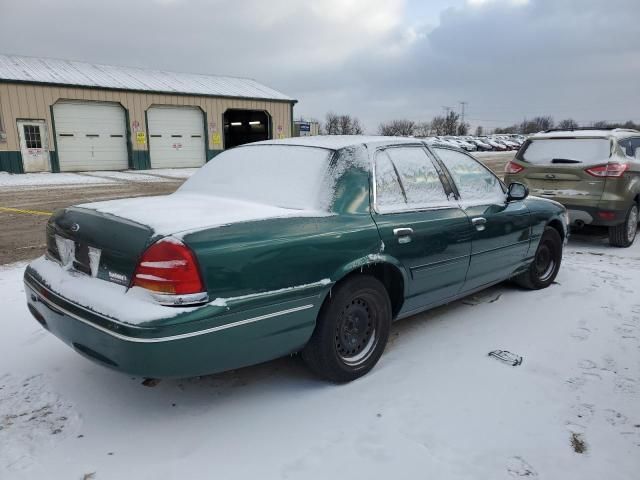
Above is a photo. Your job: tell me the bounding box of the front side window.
[435,148,505,204]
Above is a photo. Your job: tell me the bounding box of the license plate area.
[55,234,101,277]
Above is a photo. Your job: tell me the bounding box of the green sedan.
[24,136,568,382]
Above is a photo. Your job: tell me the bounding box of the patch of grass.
[570,432,587,454]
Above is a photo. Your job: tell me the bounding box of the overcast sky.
[1,0,639,132]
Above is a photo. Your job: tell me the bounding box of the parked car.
[504,128,640,247]
[481,137,508,151]
[468,138,493,151]
[25,136,568,383]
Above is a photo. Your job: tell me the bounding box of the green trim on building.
[0,151,24,173]
[131,150,150,170]
[206,149,223,161]
[49,105,61,172]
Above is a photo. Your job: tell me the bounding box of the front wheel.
[609,203,638,248]
[302,275,391,383]
[514,226,563,290]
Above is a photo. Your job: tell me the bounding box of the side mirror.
[507,182,529,201]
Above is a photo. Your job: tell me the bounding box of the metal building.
[0,54,296,173]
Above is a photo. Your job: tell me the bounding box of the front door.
[17,120,50,172]
[371,146,472,314]
[433,148,531,291]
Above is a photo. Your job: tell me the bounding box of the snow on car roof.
[253,135,424,150]
[532,129,639,140]
[0,54,293,102]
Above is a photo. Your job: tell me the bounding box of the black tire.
[608,203,638,248]
[514,226,563,290]
[302,275,392,383]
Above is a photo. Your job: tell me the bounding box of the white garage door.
[148,107,205,169]
[53,102,128,172]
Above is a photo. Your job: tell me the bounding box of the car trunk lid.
[46,207,154,287]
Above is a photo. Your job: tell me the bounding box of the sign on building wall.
[299,123,311,136]
[136,131,146,145]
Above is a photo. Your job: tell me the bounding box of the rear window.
[520,138,611,165]
[179,145,332,210]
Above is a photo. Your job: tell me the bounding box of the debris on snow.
[488,350,523,366]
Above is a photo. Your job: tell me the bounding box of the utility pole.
[459,101,468,125]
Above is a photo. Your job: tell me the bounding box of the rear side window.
[374,147,449,212]
[619,137,640,158]
[435,148,505,204]
[520,138,611,165]
[375,152,406,213]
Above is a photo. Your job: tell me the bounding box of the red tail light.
[132,238,204,295]
[505,161,525,174]
[585,163,629,178]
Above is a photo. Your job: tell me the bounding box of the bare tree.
[457,122,470,136]
[378,119,416,137]
[322,112,340,135]
[558,118,579,130]
[431,116,447,136]
[521,116,554,134]
[475,125,484,136]
[443,111,460,136]
[322,112,364,135]
[414,121,431,137]
[351,118,364,135]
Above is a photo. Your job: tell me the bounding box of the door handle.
[393,227,414,244]
[472,217,487,231]
[393,227,414,237]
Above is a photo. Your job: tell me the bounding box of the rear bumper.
[565,204,627,227]
[24,269,321,378]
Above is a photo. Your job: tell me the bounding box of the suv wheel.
[302,275,391,383]
[609,203,638,248]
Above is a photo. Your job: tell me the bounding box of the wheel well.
[547,219,565,241]
[634,194,640,206]
[338,263,405,318]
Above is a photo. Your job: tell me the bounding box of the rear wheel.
[514,226,563,290]
[609,203,638,248]
[302,275,391,383]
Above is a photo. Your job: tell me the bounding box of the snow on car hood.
[76,193,328,236]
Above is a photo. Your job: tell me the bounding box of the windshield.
[521,138,611,165]
[179,145,333,210]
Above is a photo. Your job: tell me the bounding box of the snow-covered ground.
[1,239,639,479]
[0,169,196,188]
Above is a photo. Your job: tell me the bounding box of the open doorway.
[223,110,270,149]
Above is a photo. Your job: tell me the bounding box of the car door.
[371,145,472,314]
[433,147,531,291]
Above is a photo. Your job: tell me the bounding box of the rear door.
[515,137,611,206]
[371,145,472,313]
[433,147,531,291]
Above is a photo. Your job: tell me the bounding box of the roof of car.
[253,135,427,150]
[532,129,639,140]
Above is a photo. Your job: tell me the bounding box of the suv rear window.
[520,138,611,165]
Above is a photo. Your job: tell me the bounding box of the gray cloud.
[1,0,638,131]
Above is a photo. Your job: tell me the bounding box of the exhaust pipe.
[574,219,585,229]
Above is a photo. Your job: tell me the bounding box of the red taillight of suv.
[132,238,205,299]
[585,163,629,178]
[505,161,525,174]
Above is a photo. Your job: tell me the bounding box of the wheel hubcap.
[335,297,377,366]
[534,242,556,282]
[627,205,638,242]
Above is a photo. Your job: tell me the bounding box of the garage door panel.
[148,107,205,169]
[53,102,128,172]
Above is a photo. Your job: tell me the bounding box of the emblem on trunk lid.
[70,223,80,232]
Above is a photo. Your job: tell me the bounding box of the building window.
[24,125,42,149]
